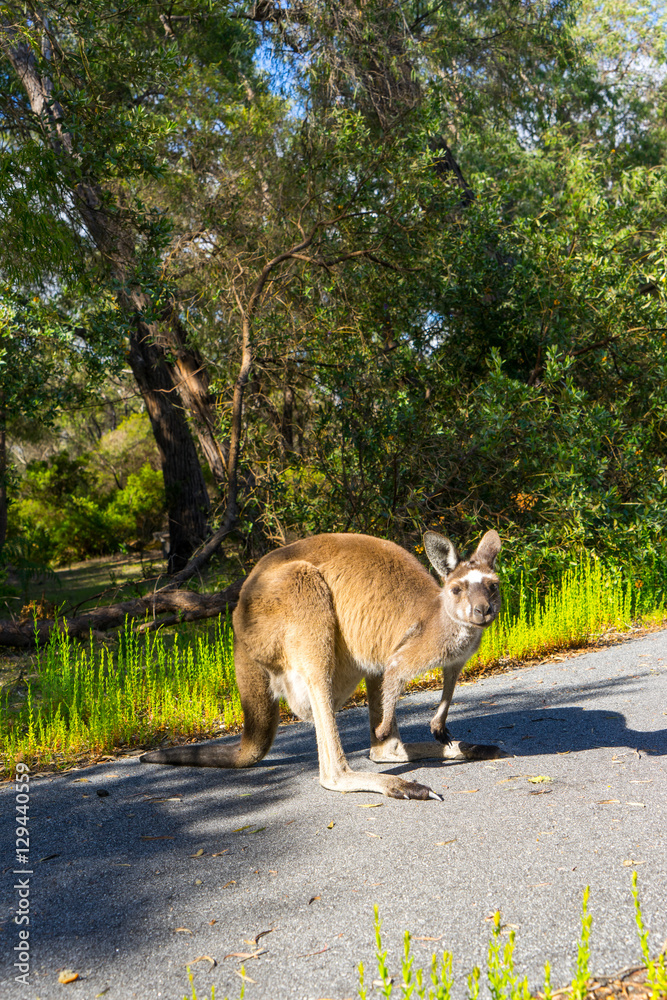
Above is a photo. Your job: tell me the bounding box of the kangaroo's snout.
[472,602,492,622]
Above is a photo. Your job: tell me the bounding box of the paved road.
[2,630,666,1000]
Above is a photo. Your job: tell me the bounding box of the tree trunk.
[125,304,210,573]
[163,308,229,486]
[0,578,243,648]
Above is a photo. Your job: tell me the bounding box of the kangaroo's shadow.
[373,703,666,777]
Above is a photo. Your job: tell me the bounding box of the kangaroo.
[141,529,504,800]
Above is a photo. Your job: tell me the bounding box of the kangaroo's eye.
[451,585,461,596]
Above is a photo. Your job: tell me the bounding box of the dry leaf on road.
[58,970,79,984]
[224,949,267,961]
[186,955,217,969]
[296,945,329,958]
[234,970,257,983]
[247,929,275,946]
[190,849,205,857]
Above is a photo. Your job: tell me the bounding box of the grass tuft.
[358,879,666,1000]
[1,616,240,777]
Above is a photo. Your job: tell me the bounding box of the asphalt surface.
[1,630,666,1000]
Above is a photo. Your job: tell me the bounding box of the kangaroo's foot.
[320,765,442,800]
[370,738,509,764]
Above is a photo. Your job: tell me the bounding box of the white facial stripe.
[459,569,496,585]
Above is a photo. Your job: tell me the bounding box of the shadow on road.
[394,666,667,759]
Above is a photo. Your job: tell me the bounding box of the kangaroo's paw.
[430,722,453,745]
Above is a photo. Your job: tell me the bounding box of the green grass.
[473,562,644,669]
[183,876,667,1000]
[1,559,666,777]
[0,617,241,777]
[355,876,667,1000]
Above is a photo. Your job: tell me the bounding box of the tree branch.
[0,578,243,648]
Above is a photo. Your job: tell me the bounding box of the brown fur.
[141,530,504,799]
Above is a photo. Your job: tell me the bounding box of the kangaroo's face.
[423,529,502,629]
[443,563,501,626]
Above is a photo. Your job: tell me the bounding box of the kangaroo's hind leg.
[271,563,440,799]
[140,640,279,768]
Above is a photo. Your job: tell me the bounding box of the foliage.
[91,413,161,493]
[10,453,114,563]
[242,127,667,585]
[8,447,166,565]
[2,0,667,588]
[104,463,166,543]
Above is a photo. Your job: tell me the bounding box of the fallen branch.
[0,578,244,648]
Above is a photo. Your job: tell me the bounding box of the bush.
[104,463,166,542]
[8,452,166,566]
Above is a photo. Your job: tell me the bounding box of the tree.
[0,2,254,569]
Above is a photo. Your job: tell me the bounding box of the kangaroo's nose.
[473,603,491,621]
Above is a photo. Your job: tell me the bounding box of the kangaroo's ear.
[423,531,459,578]
[472,530,502,568]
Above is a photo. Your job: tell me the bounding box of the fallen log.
[0,579,243,648]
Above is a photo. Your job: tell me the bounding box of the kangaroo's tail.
[140,742,245,768]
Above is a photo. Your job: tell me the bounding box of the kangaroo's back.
[235,532,441,663]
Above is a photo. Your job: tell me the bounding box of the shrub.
[8,451,166,565]
[104,463,166,543]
